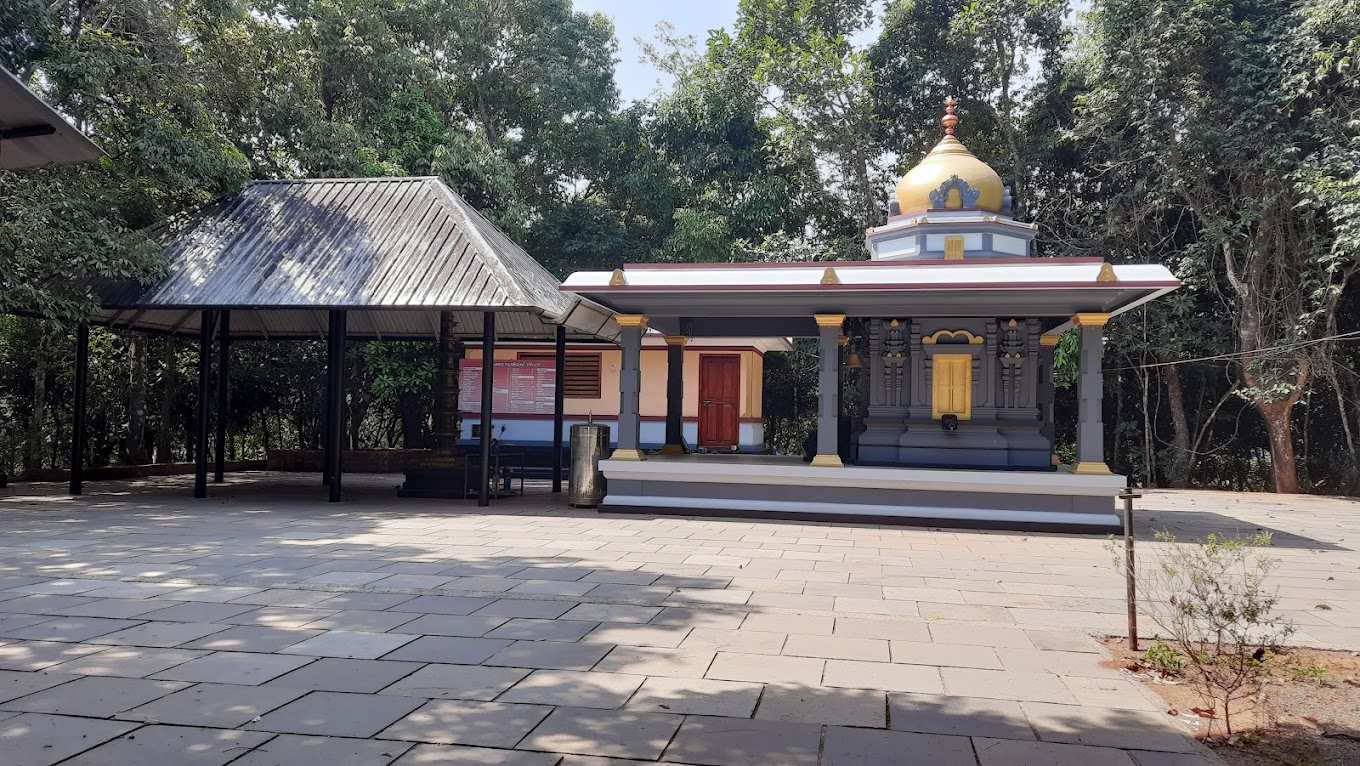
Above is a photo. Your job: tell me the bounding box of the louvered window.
[517,352,603,398]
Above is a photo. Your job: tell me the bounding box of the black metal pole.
[322,313,333,487]
[327,310,346,502]
[69,323,90,496]
[214,310,230,483]
[478,312,495,507]
[552,324,566,493]
[194,311,215,499]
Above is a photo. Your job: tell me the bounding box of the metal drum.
[568,423,610,508]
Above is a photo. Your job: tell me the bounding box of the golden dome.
[894,99,1005,214]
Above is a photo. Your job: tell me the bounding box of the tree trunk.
[24,331,49,477]
[1256,398,1300,494]
[155,340,176,463]
[1162,363,1192,488]
[126,333,149,464]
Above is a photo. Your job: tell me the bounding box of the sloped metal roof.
[92,177,618,341]
[0,68,104,169]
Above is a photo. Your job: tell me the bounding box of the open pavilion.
[76,176,619,505]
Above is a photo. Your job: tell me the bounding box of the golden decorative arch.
[922,329,983,345]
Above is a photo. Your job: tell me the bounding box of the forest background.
[1,0,1358,495]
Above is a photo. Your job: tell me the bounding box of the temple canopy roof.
[0,67,104,169]
[93,177,618,341]
[894,98,1005,215]
[560,258,1180,338]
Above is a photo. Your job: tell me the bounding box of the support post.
[611,315,648,460]
[1121,488,1141,651]
[660,335,687,455]
[478,312,496,507]
[1072,313,1112,474]
[214,310,230,483]
[195,311,215,499]
[69,323,90,495]
[551,325,566,492]
[1039,334,1059,466]
[326,310,346,502]
[812,314,846,467]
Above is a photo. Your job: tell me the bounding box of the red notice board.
[459,359,556,415]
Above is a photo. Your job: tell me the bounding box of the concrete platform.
[600,455,1127,531]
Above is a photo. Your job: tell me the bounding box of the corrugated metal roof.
[0,68,104,169]
[92,177,618,341]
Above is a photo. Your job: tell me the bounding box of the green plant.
[1289,664,1326,687]
[1141,637,1188,674]
[1114,530,1296,737]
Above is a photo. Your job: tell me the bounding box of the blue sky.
[573,1,739,103]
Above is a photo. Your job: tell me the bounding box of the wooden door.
[699,355,741,449]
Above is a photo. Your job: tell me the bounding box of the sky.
[573,0,739,104]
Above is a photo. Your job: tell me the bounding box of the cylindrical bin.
[568,423,610,508]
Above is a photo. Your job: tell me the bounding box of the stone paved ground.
[0,473,1354,766]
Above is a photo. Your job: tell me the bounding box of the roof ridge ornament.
[609,268,627,286]
[942,96,959,138]
[820,266,841,285]
[1097,263,1118,282]
[928,175,981,209]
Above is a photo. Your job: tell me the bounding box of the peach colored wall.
[464,346,764,419]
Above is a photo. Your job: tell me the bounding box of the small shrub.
[1289,664,1326,687]
[1142,637,1188,674]
[1113,530,1296,736]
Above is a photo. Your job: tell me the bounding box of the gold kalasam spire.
[893,98,1005,214]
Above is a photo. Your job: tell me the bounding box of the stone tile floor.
[0,472,1354,765]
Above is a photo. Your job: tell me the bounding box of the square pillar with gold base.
[813,314,846,467]
[660,335,688,455]
[1072,313,1112,475]
[612,315,648,461]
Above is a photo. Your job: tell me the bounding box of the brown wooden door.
[699,355,740,449]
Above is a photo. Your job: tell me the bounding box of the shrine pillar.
[612,315,648,461]
[813,314,845,467]
[1072,313,1112,474]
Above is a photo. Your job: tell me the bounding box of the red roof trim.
[618,257,1105,270]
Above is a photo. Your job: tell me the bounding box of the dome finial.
[942,97,959,138]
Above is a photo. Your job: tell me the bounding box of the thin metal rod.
[214,310,230,483]
[478,312,495,507]
[1122,489,1141,651]
[194,311,214,499]
[327,310,346,502]
[322,314,333,486]
[552,325,566,493]
[69,323,90,496]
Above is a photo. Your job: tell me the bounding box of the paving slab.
[824,659,944,694]
[973,736,1138,766]
[0,712,138,766]
[118,682,306,727]
[227,733,413,766]
[222,607,342,628]
[821,726,977,766]
[1021,702,1199,753]
[520,706,682,760]
[3,617,144,643]
[891,640,1004,669]
[1,676,188,717]
[485,618,598,642]
[46,646,206,677]
[498,669,645,709]
[280,630,419,659]
[707,652,823,685]
[386,636,513,664]
[247,691,427,737]
[624,676,762,717]
[940,667,1078,704]
[594,646,716,678]
[378,699,552,748]
[889,692,1036,740]
[152,650,315,684]
[662,716,821,766]
[754,683,886,727]
[88,621,229,648]
[473,600,577,619]
[264,657,425,693]
[182,625,323,653]
[561,605,661,624]
[61,724,274,766]
[302,610,421,632]
[484,641,612,671]
[379,664,530,701]
[392,597,499,616]
[135,601,259,623]
[0,639,107,670]
[0,669,75,704]
[390,743,559,765]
